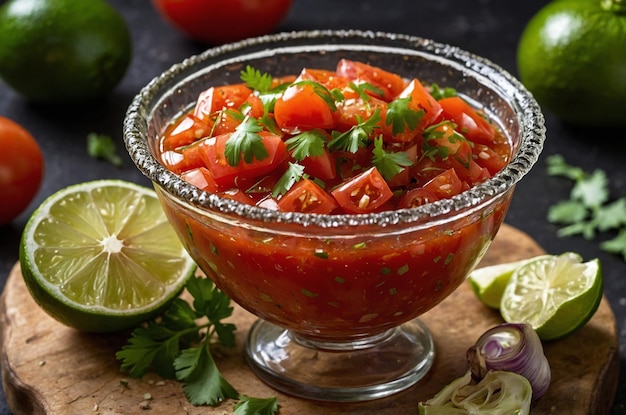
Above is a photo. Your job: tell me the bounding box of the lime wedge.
[468,256,549,309]
[500,252,602,341]
[19,180,196,332]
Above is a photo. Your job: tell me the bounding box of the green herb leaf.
[349,81,384,102]
[546,155,626,262]
[241,65,273,92]
[429,83,457,100]
[234,396,279,415]
[174,343,239,406]
[272,162,305,198]
[371,136,414,180]
[385,97,424,135]
[328,108,381,152]
[225,116,267,166]
[285,129,327,161]
[86,133,123,167]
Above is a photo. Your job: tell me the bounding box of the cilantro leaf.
[174,343,239,406]
[225,116,267,166]
[272,162,305,198]
[429,83,457,100]
[601,229,626,261]
[241,65,273,92]
[234,396,279,415]
[571,169,609,208]
[385,97,424,135]
[328,108,382,153]
[546,155,626,262]
[285,129,326,161]
[86,133,123,167]
[349,81,384,101]
[371,136,414,180]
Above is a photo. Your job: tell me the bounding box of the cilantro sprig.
[386,97,424,135]
[371,136,414,180]
[116,276,279,412]
[328,108,382,153]
[225,115,268,166]
[546,154,626,260]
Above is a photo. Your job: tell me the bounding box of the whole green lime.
[0,0,132,104]
[517,0,626,126]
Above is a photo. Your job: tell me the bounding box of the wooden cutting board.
[0,224,619,415]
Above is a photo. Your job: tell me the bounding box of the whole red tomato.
[152,0,293,45]
[0,117,44,225]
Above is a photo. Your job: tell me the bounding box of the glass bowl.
[123,30,545,402]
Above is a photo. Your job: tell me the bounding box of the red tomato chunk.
[157,60,511,214]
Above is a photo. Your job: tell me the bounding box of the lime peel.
[500,252,603,341]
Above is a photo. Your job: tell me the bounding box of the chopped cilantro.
[349,81,384,102]
[225,116,267,166]
[272,162,305,197]
[328,108,381,153]
[371,136,414,180]
[240,65,273,93]
[301,289,319,298]
[429,83,457,100]
[86,133,123,167]
[386,96,424,135]
[546,155,626,261]
[285,129,327,161]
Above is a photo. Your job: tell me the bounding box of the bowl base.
[243,319,435,402]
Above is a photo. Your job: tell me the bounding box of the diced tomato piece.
[386,144,418,188]
[274,81,336,133]
[422,168,464,199]
[200,131,288,188]
[335,95,389,134]
[217,188,256,205]
[242,93,265,118]
[336,59,406,101]
[299,148,337,181]
[278,179,338,214]
[331,167,393,214]
[212,109,243,136]
[439,96,496,145]
[180,167,220,192]
[162,114,210,151]
[397,79,443,132]
[422,122,489,186]
[160,139,207,174]
[194,84,252,120]
[397,187,440,208]
[472,144,506,176]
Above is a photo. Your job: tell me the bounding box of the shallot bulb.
[467,322,551,399]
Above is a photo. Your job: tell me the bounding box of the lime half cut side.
[468,256,550,309]
[500,252,602,341]
[19,180,196,332]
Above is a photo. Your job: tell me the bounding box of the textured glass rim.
[124,29,546,228]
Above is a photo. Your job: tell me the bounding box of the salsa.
[158,59,511,214]
[154,59,514,340]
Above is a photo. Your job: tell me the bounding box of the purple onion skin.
[467,322,551,399]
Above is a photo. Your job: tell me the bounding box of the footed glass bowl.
[123,30,545,402]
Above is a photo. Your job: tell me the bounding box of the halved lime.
[19,180,196,332]
[500,252,602,341]
[468,256,549,309]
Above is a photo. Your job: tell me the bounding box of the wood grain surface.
[0,224,619,414]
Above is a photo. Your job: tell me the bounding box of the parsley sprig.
[116,276,279,412]
[546,154,626,260]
